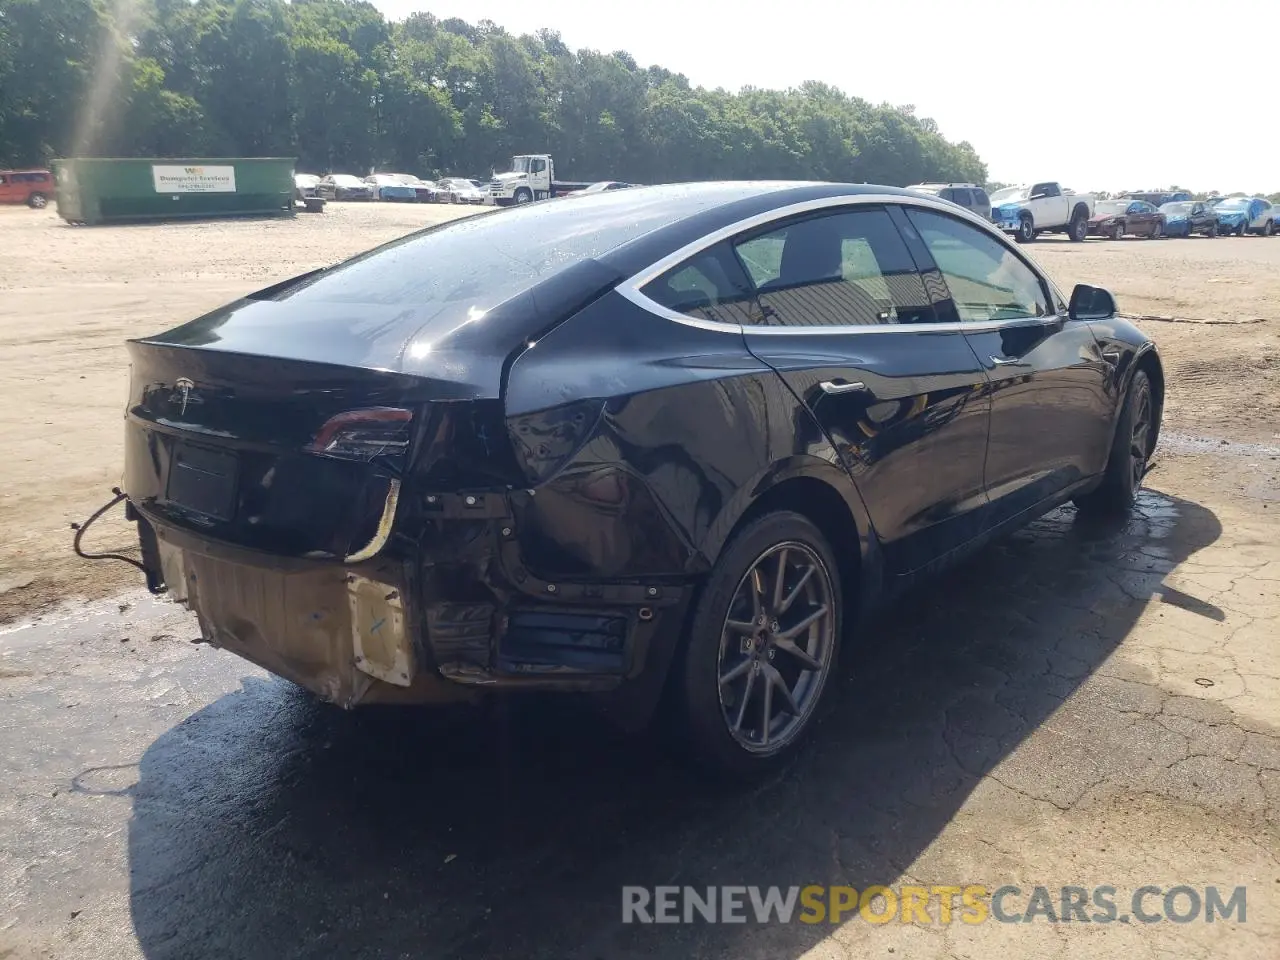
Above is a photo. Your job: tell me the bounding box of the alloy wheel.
[716,542,836,755]
[1129,378,1153,489]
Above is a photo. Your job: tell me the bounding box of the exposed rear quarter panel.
[503,293,869,580]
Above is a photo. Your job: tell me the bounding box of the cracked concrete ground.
[1,452,1276,960]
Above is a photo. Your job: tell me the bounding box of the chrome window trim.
[615,192,1054,336]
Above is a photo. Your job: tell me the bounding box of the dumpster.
[53,157,296,225]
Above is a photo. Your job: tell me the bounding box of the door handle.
[989,355,1024,366]
[819,380,868,395]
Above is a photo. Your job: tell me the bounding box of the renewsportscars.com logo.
[621,884,1248,925]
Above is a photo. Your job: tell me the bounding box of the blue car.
[1208,196,1276,236]
[1158,201,1219,238]
[366,174,421,202]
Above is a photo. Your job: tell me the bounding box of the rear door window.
[973,189,990,208]
[732,207,934,326]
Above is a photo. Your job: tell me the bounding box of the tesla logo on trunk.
[174,377,196,416]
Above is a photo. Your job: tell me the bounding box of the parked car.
[0,169,55,208]
[989,182,1094,242]
[1125,190,1192,207]
[392,176,444,203]
[438,177,487,203]
[1087,199,1166,240]
[1158,200,1218,237]
[111,182,1161,775]
[366,174,420,202]
[294,173,321,201]
[318,174,374,201]
[1208,196,1275,236]
[905,182,992,220]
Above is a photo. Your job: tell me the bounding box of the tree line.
[0,0,989,187]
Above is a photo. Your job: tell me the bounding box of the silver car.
[905,182,992,221]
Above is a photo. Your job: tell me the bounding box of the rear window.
[270,184,770,321]
[950,188,972,205]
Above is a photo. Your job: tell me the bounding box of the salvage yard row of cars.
[907,180,1280,243]
[293,172,488,204]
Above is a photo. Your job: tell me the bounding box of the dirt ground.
[1,203,1279,960]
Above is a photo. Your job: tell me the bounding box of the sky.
[372,0,1280,194]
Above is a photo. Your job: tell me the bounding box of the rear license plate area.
[165,442,238,521]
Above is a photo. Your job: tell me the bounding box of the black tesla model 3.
[117,182,1163,774]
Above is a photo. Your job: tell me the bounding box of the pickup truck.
[988,182,1095,243]
[485,155,591,206]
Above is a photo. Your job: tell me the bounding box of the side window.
[905,208,1050,323]
[950,188,972,206]
[639,241,761,326]
[531,158,547,174]
[732,207,934,327]
[973,189,990,208]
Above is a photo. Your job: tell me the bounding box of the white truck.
[485,155,591,206]
[989,182,1095,243]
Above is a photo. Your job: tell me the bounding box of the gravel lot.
[0,202,1277,960]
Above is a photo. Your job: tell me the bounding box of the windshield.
[1215,198,1248,211]
[990,186,1030,204]
[511,157,531,174]
[1160,202,1192,215]
[1094,201,1130,215]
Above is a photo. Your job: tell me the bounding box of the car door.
[730,203,993,575]
[901,206,1114,525]
[1030,182,1064,227]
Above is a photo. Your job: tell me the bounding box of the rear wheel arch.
[700,465,869,619]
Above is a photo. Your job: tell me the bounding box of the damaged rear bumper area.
[132,489,693,716]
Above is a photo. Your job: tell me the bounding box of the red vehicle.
[0,169,55,208]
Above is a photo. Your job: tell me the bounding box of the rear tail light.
[308,407,413,461]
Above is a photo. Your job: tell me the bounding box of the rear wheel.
[1074,370,1155,516]
[1237,222,1247,237]
[1207,222,1218,238]
[1068,210,1088,242]
[27,192,47,209]
[1150,221,1163,240]
[1265,219,1275,237]
[677,511,842,778]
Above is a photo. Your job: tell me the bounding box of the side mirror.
[1068,284,1117,321]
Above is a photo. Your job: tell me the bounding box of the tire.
[27,192,47,209]
[514,187,533,205]
[1207,222,1218,238]
[1068,209,1088,242]
[1015,214,1035,243]
[1265,219,1275,237]
[676,510,843,778]
[1236,222,1247,237]
[1074,369,1156,516]
[1109,222,1125,241]
[1149,221,1163,240]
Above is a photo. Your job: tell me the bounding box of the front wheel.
[1150,221,1163,240]
[676,511,842,777]
[1207,222,1218,238]
[1265,219,1275,237]
[1074,369,1155,516]
[1236,222,1247,237]
[1110,222,1125,241]
[1015,215,1035,243]
[513,188,533,205]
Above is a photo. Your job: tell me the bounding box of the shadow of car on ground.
[125,490,1221,959]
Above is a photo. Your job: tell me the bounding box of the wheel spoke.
[777,604,828,640]
[719,657,752,687]
[725,619,755,636]
[759,668,774,745]
[771,548,788,611]
[750,568,764,621]
[733,667,756,732]
[773,636,822,671]
[777,565,816,615]
[763,663,801,716]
